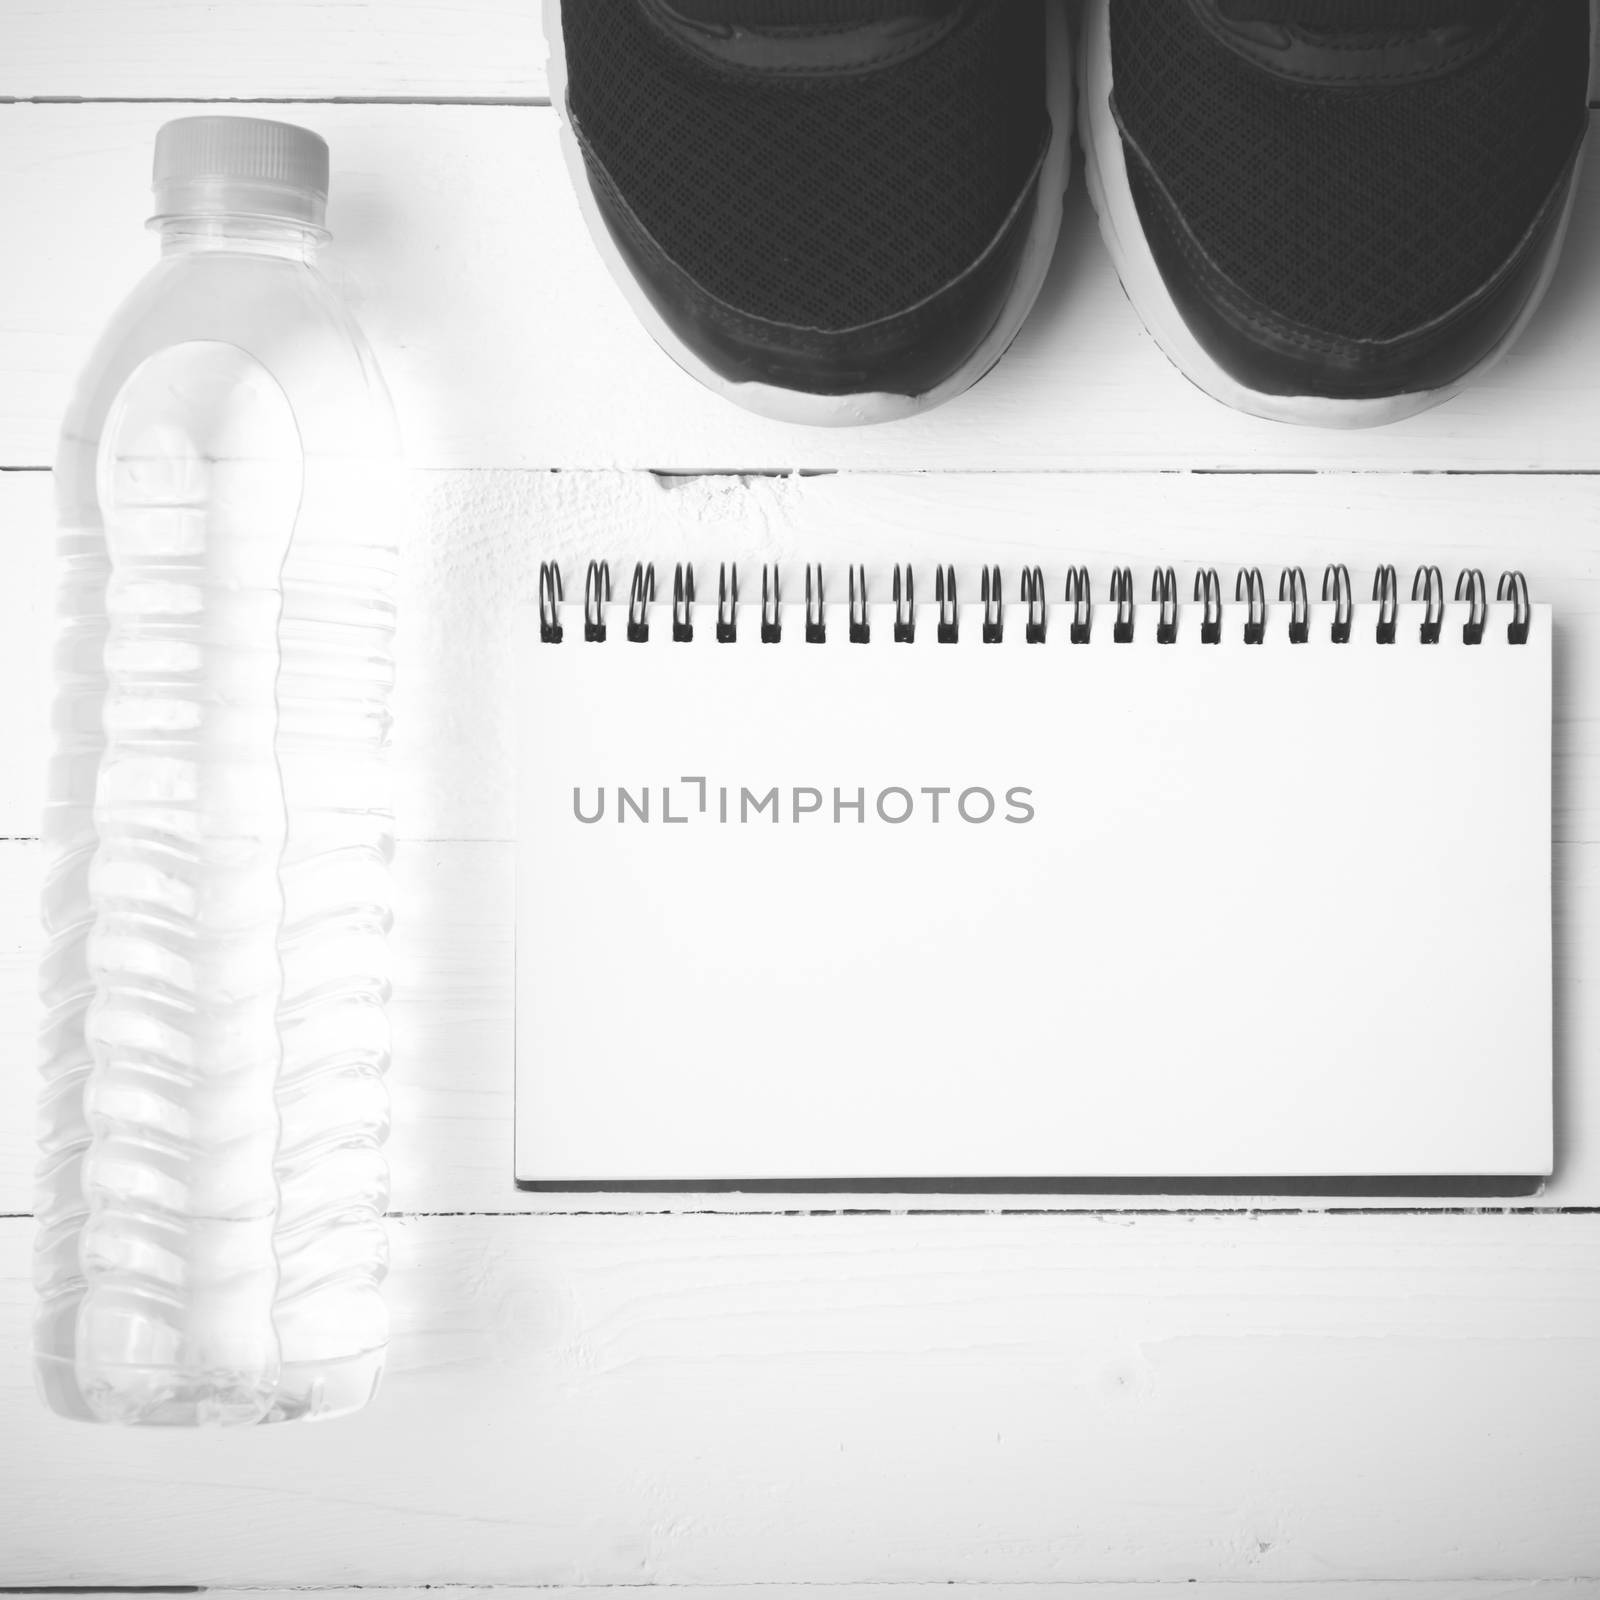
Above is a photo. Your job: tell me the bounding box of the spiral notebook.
[515,562,1553,1192]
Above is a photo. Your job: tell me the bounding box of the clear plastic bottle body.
[38,216,400,1424]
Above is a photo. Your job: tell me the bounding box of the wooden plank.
[4,833,1598,1214]
[0,2,546,102]
[3,104,1600,473]
[3,3,1600,112]
[6,466,1600,844]
[3,3,1596,125]
[5,465,1599,1208]
[3,1212,1600,1584]
[0,470,49,835]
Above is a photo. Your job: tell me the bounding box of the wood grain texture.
[3,2,1597,114]
[6,23,1600,1584]
[1,1,546,101]
[6,465,1598,1208]
[3,104,1600,473]
[7,466,1600,845]
[4,1212,1600,1585]
[2,833,1597,1214]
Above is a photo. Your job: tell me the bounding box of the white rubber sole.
[543,0,1075,427]
[1077,0,1591,429]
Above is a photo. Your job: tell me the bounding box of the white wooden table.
[4,7,1600,1593]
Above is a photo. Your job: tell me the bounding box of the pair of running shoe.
[547,0,1592,428]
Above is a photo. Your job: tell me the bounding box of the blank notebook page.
[515,592,1552,1186]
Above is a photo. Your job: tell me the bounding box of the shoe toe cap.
[578,135,1053,403]
[1121,136,1584,406]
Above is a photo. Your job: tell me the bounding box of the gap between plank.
[0,95,1592,109]
[1,1208,1598,1221]
[12,465,1600,478]
[6,1586,1600,1597]
[11,1586,1593,1594]
[0,95,550,107]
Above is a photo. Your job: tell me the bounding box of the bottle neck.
[154,214,326,261]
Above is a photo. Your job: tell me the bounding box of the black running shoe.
[547,0,1072,424]
[1081,0,1593,426]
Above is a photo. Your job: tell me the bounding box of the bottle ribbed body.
[37,231,399,1425]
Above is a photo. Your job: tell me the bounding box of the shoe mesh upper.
[1110,0,1591,342]
[562,0,1047,331]
[1217,0,1505,24]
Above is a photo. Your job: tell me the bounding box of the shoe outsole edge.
[1077,0,1593,430]
[544,0,1075,427]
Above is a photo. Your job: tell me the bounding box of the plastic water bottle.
[36,118,400,1424]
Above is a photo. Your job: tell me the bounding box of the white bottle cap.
[152,116,330,229]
